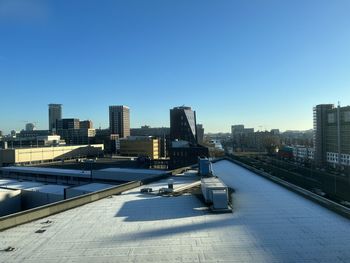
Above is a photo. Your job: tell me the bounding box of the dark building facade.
[80,120,93,129]
[169,142,209,169]
[170,106,197,144]
[56,118,96,145]
[57,128,96,145]
[56,119,80,130]
[48,104,62,132]
[94,129,119,154]
[196,124,204,145]
[109,105,130,138]
[169,106,208,168]
[131,126,170,137]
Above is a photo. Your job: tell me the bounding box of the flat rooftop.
[1,166,91,177]
[1,160,350,262]
[0,178,19,186]
[1,181,44,190]
[98,167,166,175]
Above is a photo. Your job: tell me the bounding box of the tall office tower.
[109,105,130,138]
[314,103,350,169]
[48,104,62,132]
[170,106,197,144]
[196,124,204,145]
[313,104,335,166]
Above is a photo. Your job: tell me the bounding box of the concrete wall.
[65,185,112,199]
[92,170,165,182]
[0,181,141,231]
[21,191,64,210]
[0,189,21,216]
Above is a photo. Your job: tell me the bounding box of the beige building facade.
[0,144,104,166]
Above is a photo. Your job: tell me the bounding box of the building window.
[344,111,350,122]
[328,113,336,123]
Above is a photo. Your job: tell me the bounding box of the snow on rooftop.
[0,178,19,186]
[1,160,350,262]
[2,181,44,190]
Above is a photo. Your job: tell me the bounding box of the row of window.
[327,111,350,123]
[326,152,350,166]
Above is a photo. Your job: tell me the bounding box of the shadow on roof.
[115,194,208,221]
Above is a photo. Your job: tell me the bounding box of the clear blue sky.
[1,0,350,134]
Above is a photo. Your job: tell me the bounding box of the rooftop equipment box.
[201,177,228,203]
[199,158,211,176]
[212,189,228,210]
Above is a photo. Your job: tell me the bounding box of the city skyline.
[0,101,320,135]
[1,1,350,133]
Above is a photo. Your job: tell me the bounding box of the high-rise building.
[48,104,62,132]
[313,104,350,169]
[170,106,197,144]
[196,124,204,145]
[109,105,130,138]
[169,106,208,168]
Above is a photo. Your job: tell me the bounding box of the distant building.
[314,104,350,169]
[94,129,119,154]
[280,130,313,147]
[131,126,170,137]
[25,123,36,131]
[169,106,208,168]
[48,104,62,132]
[119,136,160,159]
[231,124,255,151]
[18,130,52,138]
[231,125,245,134]
[0,144,104,167]
[196,124,204,145]
[130,126,169,158]
[11,130,18,137]
[271,129,280,135]
[109,105,130,138]
[170,106,197,144]
[56,118,80,130]
[0,130,3,137]
[57,128,96,145]
[56,118,96,145]
[169,141,208,168]
[292,145,314,161]
[80,120,93,129]
[1,134,64,149]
